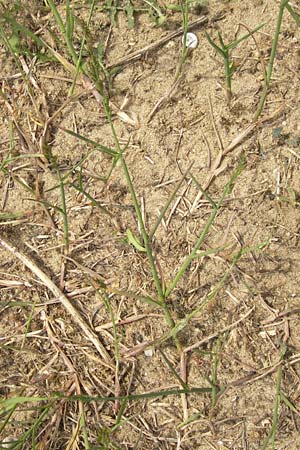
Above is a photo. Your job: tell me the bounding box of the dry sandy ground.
[0,1,300,449]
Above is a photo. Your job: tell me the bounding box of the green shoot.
[165,158,246,298]
[175,0,190,81]
[141,0,166,26]
[125,0,135,29]
[254,0,295,120]
[106,0,118,26]
[46,0,78,65]
[166,0,207,12]
[211,338,221,407]
[261,344,286,450]
[286,2,300,26]
[206,23,264,102]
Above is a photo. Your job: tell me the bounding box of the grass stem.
[254,0,290,119]
[261,345,286,450]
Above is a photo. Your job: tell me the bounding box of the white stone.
[182,32,198,49]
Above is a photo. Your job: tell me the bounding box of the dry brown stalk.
[229,353,300,387]
[147,77,182,123]
[106,15,209,70]
[184,307,255,353]
[190,105,285,212]
[0,234,114,369]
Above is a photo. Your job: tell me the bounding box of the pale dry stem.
[0,234,114,369]
[190,105,285,212]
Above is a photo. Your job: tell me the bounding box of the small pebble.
[144,348,154,357]
[182,32,198,49]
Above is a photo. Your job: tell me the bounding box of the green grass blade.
[0,403,17,436]
[142,0,166,25]
[205,32,226,58]
[65,0,78,65]
[227,23,265,51]
[125,0,135,28]
[45,0,66,34]
[103,103,165,303]
[67,386,213,402]
[69,0,97,95]
[114,399,128,428]
[286,3,300,26]
[254,0,289,119]
[44,150,107,193]
[261,345,286,450]
[280,392,299,413]
[99,289,120,361]
[79,408,91,450]
[70,182,113,217]
[191,246,231,260]
[211,339,221,407]
[0,211,29,220]
[165,159,245,298]
[56,169,69,249]
[107,0,118,25]
[47,155,69,249]
[170,249,245,336]
[0,396,46,412]
[159,349,188,389]
[0,386,213,410]
[61,128,117,156]
[66,0,74,45]
[2,14,46,49]
[107,288,162,307]
[189,173,217,208]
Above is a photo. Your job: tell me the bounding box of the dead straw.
[0,234,114,369]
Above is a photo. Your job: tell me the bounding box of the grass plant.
[254,0,299,119]
[205,24,264,102]
[0,0,298,448]
[260,345,286,450]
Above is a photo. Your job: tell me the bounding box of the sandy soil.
[1,1,300,449]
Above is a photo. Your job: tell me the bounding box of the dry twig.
[190,105,285,212]
[106,15,209,69]
[184,307,255,353]
[0,234,114,369]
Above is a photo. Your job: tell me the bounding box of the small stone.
[182,32,198,49]
[144,348,154,357]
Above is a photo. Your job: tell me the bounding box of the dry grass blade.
[190,105,285,211]
[184,307,255,353]
[106,15,209,69]
[0,235,114,370]
[147,77,182,123]
[39,89,92,154]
